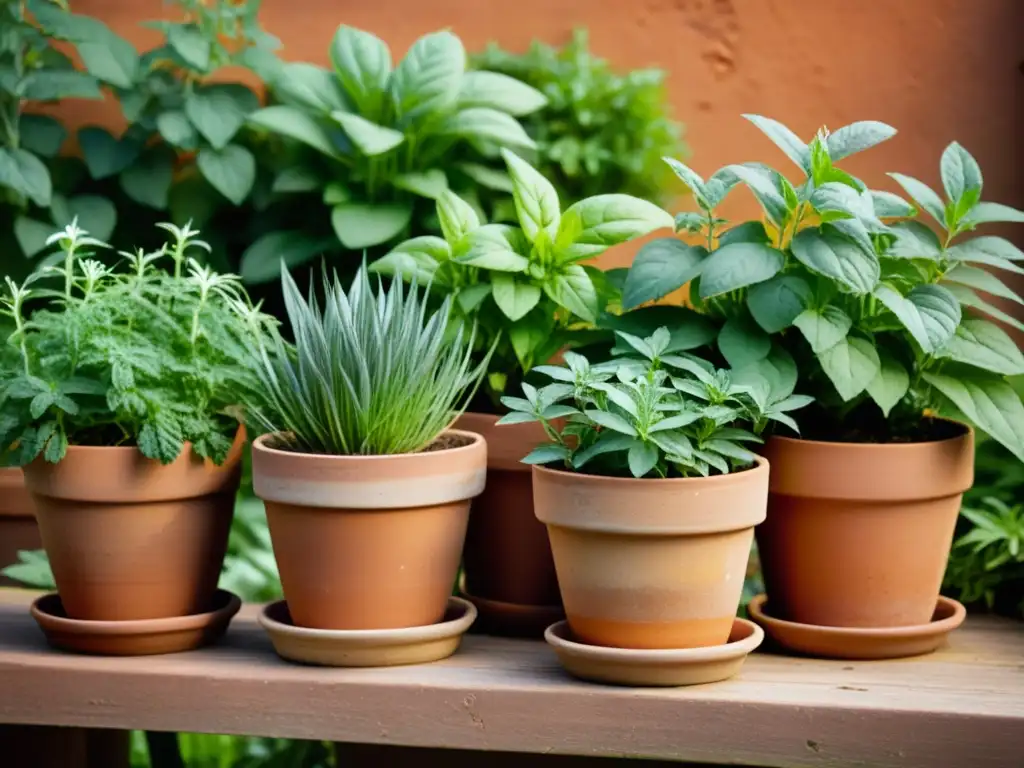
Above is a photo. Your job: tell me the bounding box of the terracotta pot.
[22,431,244,622]
[532,459,769,650]
[0,467,41,587]
[252,429,486,631]
[757,422,974,628]
[456,413,561,610]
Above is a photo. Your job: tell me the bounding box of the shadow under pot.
[0,467,41,587]
[532,459,769,650]
[455,413,563,635]
[756,420,974,628]
[22,432,244,622]
[252,430,487,631]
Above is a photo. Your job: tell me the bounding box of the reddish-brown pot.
[456,413,561,611]
[252,430,487,631]
[757,422,974,628]
[22,431,244,622]
[533,459,769,650]
[0,467,41,587]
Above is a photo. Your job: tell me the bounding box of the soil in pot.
[23,431,244,622]
[757,419,974,629]
[252,429,486,631]
[0,467,41,587]
[532,459,769,650]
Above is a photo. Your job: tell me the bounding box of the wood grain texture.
[0,591,1021,767]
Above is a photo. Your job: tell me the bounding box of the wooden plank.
[0,592,1020,767]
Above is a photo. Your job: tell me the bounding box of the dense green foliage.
[240,265,487,455]
[472,28,686,210]
[0,221,271,464]
[372,149,672,407]
[620,115,1024,458]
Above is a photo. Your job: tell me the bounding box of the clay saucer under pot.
[747,594,967,660]
[30,589,241,656]
[544,617,764,687]
[260,596,477,667]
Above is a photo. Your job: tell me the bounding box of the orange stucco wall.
[62,0,1024,304]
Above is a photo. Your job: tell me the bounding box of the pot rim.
[768,417,972,451]
[252,428,484,462]
[531,455,768,485]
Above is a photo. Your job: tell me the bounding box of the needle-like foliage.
[241,265,489,456]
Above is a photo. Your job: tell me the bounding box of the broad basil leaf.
[391,31,464,121]
[18,115,66,157]
[76,33,138,89]
[942,318,1024,376]
[21,70,102,101]
[886,220,942,260]
[0,148,51,206]
[558,194,674,263]
[718,221,771,247]
[723,163,789,225]
[742,114,809,171]
[866,348,909,417]
[331,111,404,156]
[185,84,259,150]
[943,264,1023,306]
[545,265,599,322]
[167,23,210,70]
[718,313,770,369]
[947,236,1024,265]
[119,147,173,209]
[197,144,256,206]
[437,190,481,242]
[746,275,812,333]
[271,62,348,113]
[873,284,961,353]
[964,202,1024,226]
[330,26,391,116]
[817,335,880,401]
[663,157,708,207]
[371,236,450,279]
[458,225,530,272]
[501,148,560,242]
[888,173,946,227]
[391,170,448,200]
[923,372,1024,462]
[458,71,546,116]
[622,238,706,309]
[249,106,341,158]
[940,141,983,206]
[240,231,335,284]
[944,283,1024,334]
[445,108,535,150]
[826,121,897,161]
[156,110,199,149]
[698,242,784,299]
[492,274,542,320]
[78,126,140,179]
[331,202,413,249]
[14,218,55,258]
[870,190,915,218]
[793,305,852,354]
[791,228,879,294]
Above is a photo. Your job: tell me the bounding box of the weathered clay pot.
[757,421,974,628]
[456,413,561,626]
[533,459,769,650]
[22,431,244,622]
[252,430,487,631]
[0,467,41,587]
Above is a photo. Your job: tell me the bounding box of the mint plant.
[369,149,673,406]
[497,327,811,478]
[0,220,274,465]
[620,115,1024,459]
[239,25,548,283]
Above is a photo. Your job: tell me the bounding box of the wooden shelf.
[0,590,1021,768]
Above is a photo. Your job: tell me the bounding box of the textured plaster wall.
[67,0,1024,310]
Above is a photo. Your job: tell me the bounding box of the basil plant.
[370,149,673,407]
[497,326,812,478]
[242,25,548,281]
[620,114,1024,461]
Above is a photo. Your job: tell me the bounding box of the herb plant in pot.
[242,264,489,666]
[371,149,673,635]
[500,327,808,684]
[625,115,1024,657]
[0,221,260,652]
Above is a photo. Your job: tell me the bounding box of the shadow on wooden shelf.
[0,725,129,768]
[334,743,748,766]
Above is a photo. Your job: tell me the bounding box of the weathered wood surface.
[0,590,1021,767]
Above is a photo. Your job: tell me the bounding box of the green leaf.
[599,306,716,353]
[457,162,514,193]
[943,264,1023,306]
[622,239,706,309]
[742,114,809,171]
[391,169,448,199]
[870,190,915,218]
[546,265,598,322]
[663,157,709,207]
[723,163,789,225]
[249,106,341,158]
[943,318,1024,376]
[873,284,961,353]
[185,84,259,150]
[747,275,812,333]
[14,217,55,258]
[558,194,674,263]
[888,173,946,227]
[586,409,637,437]
[944,283,1024,334]
[521,443,571,465]
[156,110,199,149]
[940,141,983,206]
[628,441,659,477]
[138,415,184,464]
[18,115,66,157]
[793,305,852,354]
[331,111,404,156]
[492,274,541,321]
[331,203,413,250]
[964,202,1024,226]
[391,30,464,121]
[947,236,1024,267]
[510,309,554,367]
[54,195,116,242]
[458,70,546,116]
[78,126,139,179]
[437,190,481,242]
[119,147,173,209]
[826,121,897,161]
[818,335,881,401]
[270,62,348,113]
[791,228,879,294]
[240,231,334,284]
[459,225,530,271]
[330,26,391,115]
[43,427,68,464]
[923,372,1024,462]
[76,35,138,88]
[21,70,102,100]
[718,313,770,369]
[445,108,535,150]
[502,148,560,242]
[866,349,909,417]
[167,23,211,70]
[886,221,942,260]
[370,237,448,283]
[719,221,771,247]
[30,391,54,419]
[698,242,784,299]
[197,144,256,206]
[272,166,320,194]
[0,148,51,206]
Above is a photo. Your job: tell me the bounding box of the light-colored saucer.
[31,589,241,656]
[260,596,477,667]
[747,594,967,660]
[544,617,763,686]
[460,586,564,639]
